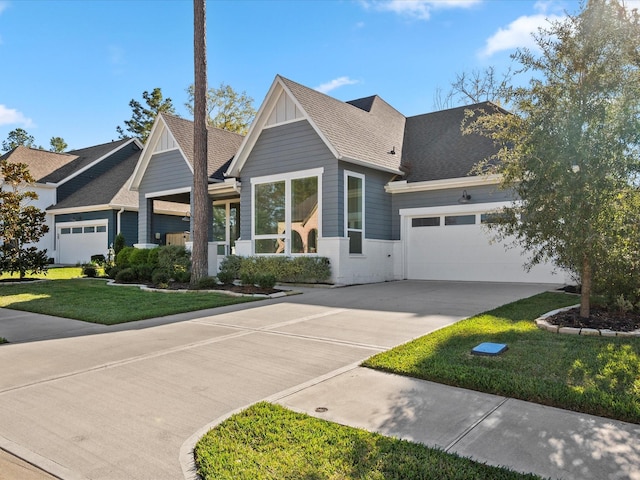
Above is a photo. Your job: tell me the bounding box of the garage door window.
[96,225,106,233]
[444,215,476,226]
[72,227,82,234]
[412,217,440,227]
[61,228,71,234]
[84,226,95,233]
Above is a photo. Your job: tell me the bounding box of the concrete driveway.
[0,280,553,480]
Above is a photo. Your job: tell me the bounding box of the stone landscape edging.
[535,304,640,337]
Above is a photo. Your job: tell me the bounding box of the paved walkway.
[1,281,637,480]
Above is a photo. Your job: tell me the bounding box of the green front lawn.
[195,402,543,480]
[0,277,258,325]
[0,266,83,281]
[364,292,640,424]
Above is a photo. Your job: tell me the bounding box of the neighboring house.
[1,139,147,264]
[132,75,565,284]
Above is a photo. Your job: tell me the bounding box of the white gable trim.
[129,114,194,191]
[54,138,143,188]
[144,186,191,198]
[385,174,502,194]
[225,75,340,177]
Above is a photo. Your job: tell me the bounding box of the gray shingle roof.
[401,102,501,182]
[160,114,244,181]
[279,76,405,172]
[0,139,132,184]
[49,150,141,210]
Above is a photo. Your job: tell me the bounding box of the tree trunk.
[191,0,208,285]
[580,253,591,318]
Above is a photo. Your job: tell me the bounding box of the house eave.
[385,174,502,194]
[208,178,241,196]
[340,156,403,175]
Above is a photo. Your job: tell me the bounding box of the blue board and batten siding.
[337,161,394,240]
[238,120,339,240]
[137,150,193,243]
[390,184,513,239]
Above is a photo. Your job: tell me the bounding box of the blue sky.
[0,0,587,151]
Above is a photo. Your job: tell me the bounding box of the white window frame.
[251,167,323,255]
[344,170,365,255]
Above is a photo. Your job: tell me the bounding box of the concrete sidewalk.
[278,367,640,480]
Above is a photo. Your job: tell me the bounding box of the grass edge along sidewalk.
[195,402,545,480]
[0,277,259,325]
[364,292,640,424]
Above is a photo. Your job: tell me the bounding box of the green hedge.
[220,255,331,284]
[113,245,191,284]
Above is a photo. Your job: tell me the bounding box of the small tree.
[0,160,49,278]
[116,88,176,143]
[49,136,68,153]
[2,128,35,152]
[185,82,256,134]
[465,0,640,319]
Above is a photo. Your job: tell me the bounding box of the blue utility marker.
[471,342,508,356]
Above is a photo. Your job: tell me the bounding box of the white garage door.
[57,223,108,265]
[404,205,561,283]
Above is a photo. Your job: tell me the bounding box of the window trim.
[344,170,365,255]
[250,168,323,256]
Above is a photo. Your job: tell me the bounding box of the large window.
[345,171,364,254]
[252,169,321,255]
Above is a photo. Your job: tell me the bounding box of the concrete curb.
[179,361,363,480]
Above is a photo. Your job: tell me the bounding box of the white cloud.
[315,77,360,94]
[0,105,34,127]
[479,7,563,58]
[362,0,481,20]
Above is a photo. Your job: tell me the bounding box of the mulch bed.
[164,282,282,295]
[546,305,640,332]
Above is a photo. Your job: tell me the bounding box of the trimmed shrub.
[115,267,136,283]
[133,263,154,282]
[157,245,191,281]
[129,248,150,266]
[217,270,234,285]
[235,256,331,284]
[255,273,277,289]
[90,254,106,265]
[152,269,170,286]
[82,263,98,278]
[105,265,120,279]
[219,255,242,279]
[115,246,135,268]
[114,233,126,254]
[240,272,255,286]
[196,276,219,290]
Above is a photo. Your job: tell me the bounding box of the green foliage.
[464,0,640,318]
[365,292,640,424]
[2,128,35,152]
[151,269,170,286]
[237,256,331,283]
[216,270,234,285]
[218,255,242,279]
[105,265,120,279]
[195,402,542,480]
[82,263,98,278]
[115,268,136,283]
[90,254,106,265]
[128,248,150,266]
[196,276,219,290]
[239,272,255,286]
[115,246,135,268]
[49,136,67,153]
[157,245,191,281]
[255,273,276,289]
[132,264,154,282]
[185,82,256,135]
[114,233,126,254]
[0,160,49,278]
[116,87,176,142]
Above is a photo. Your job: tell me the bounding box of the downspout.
[116,207,125,238]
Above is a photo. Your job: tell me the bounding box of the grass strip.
[364,292,640,424]
[0,278,258,324]
[195,402,544,480]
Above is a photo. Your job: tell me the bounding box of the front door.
[212,201,240,269]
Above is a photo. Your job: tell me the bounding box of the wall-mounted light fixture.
[181,211,190,222]
[154,232,161,240]
[458,190,471,204]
